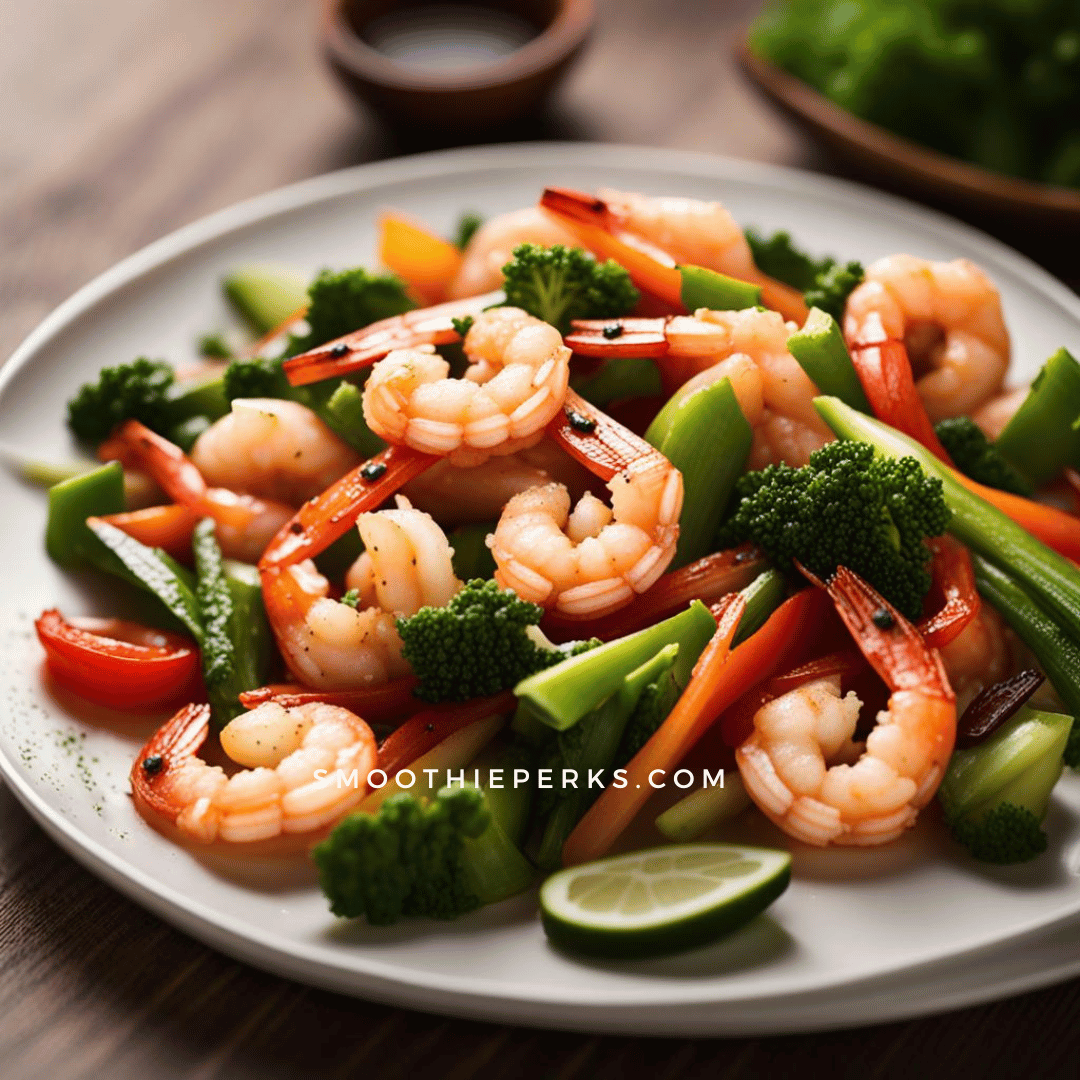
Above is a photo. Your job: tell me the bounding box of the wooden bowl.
[740,45,1080,229]
[322,0,594,132]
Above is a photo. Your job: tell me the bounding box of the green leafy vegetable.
[67,359,175,443]
[454,211,484,249]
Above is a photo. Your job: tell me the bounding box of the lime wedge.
[539,844,791,959]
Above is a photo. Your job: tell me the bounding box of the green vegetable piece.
[454,211,484,250]
[18,459,90,489]
[536,644,680,868]
[612,644,682,770]
[678,265,760,312]
[197,333,233,360]
[745,227,822,291]
[787,307,871,412]
[994,348,1080,488]
[66,358,175,443]
[223,265,309,335]
[570,357,662,407]
[86,518,203,643]
[500,243,639,334]
[323,381,386,458]
[224,560,273,694]
[513,600,717,733]
[166,374,230,427]
[732,568,786,645]
[46,461,125,569]
[288,267,417,356]
[816,396,1080,644]
[448,522,498,581]
[168,415,212,453]
[940,705,1071,863]
[803,261,863,321]
[935,417,1034,497]
[397,579,598,704]
[972,555,1080,762]
[721,439,950,619]
[645,376,753,568]
[655,773,751,842]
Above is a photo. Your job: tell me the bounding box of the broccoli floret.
[397,579,597,703]
[951,804,1048,864]
[66,358,175,443]
[744,229,863,321]
[313,787,490,923]
[222,355,292,401]
[721,440,950,619]
[934,416,1034,497]
[197,332,234,360]
[454,211,484,249]
[804,260,864,321]
[287,267,416,356]
[939,705,1071,865]
[500,243,639,334]
[615,662,681,767]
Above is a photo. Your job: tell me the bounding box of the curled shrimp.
[737,567,956,847]
[488,390,682,617]
[99,419,294,562]
[539,187,808,324]
[131,701,376,852]
[362,307,571,466]
[568,307,832,467]
[265,495,461,690]
[447,206,582,299]
[190,398,361,505]
[844,255,1010,423]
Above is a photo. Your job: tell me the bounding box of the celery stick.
[646,376,753,568]
[995,347,1080,487]
[787,307,870,411]
[734,568,786,645]
[655,773,751,842]
[223,265,308,335]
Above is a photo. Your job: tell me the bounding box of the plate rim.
[3,141,1080,1034]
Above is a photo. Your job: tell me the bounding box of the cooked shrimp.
[938,604,1015,714]
[190,398,361,505]
[737,567,956,847]
[268,496,461,690]
[973,386,1029,441]
[488,390,682,617]
[99,419,294,562]
[567,307,832,467]
[540,187,808,323]
[402,436,595,525]
[447,206,582,299]
[130,701,376,850]
[844,255,1010,423]
[362,307,571,467]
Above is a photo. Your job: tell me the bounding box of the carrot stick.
[561,594,752,867]
[951,470,1080,560]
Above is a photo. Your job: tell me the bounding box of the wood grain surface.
[2,1,1078,1077]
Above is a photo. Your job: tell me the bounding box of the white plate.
[2,144,1080,1037]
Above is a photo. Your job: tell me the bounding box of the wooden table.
[3,2,1078,1075]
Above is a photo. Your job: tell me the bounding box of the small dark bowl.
[740,44,1080,229]
[323,0,594,133]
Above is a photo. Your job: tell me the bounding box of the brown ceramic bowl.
[323,0,594,132]
[740,44,1080,229]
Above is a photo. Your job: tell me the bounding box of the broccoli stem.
[815,396,1080,644]
[993,348,1080,488]
[645,376,753,568]
[971,555,1080,722]
[939,705,1071,823]
[534,644,680,868]
[678,266,761,311]
[787,307,871,412]
[513,601,717,733]
[223,265,308,335]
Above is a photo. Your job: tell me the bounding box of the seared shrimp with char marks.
[362,307,571,466]
[131,701,377,850]
[737,567,956,847]
[844,254,1010,423]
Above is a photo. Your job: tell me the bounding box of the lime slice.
[540,844,791,959]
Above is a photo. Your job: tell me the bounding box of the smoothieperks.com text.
[312,767,729,792]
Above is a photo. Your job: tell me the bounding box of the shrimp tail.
[129,703,211,823]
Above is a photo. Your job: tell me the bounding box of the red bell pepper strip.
[238,678,420,723]
[98,504,199,562]
[917,535,981,649]
[376,691,517,777]
[36,609,200,709]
